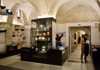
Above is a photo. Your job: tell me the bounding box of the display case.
[31,17,56,58]
[21,17,68,65]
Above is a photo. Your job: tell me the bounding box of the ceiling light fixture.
[17,9,21,18]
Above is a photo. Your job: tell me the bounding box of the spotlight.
[0,8,13,15]
[6,9,13,15]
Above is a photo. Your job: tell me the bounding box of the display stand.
[21,47,68,65]
[21,17,68,65]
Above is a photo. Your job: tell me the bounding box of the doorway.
[69,26,91,54]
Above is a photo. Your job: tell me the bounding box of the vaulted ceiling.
[0,0,100,24]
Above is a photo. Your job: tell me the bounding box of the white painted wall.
[56,22,100,47]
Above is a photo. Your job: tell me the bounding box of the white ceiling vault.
[0,0,100,24]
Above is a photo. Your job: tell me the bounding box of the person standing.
[78,36,81,44]
[84,34,89,62]
[56,33,63,48]
[80,34,89,63]
[80,35,85,63]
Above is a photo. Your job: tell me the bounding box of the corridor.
[67,44,94,70]
[0,45,94,70]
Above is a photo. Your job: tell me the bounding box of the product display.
[42,46,46,53]
[47,32,50,36]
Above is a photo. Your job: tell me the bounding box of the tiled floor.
[0,44,94,70]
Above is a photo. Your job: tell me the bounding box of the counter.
[21,47,68,65]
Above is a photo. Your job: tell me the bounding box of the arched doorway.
[75,30,86,46]
[69,26,91,54]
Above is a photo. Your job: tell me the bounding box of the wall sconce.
[17,9,21,18]
[0,0,13,15]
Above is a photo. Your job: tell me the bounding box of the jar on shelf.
[42,46,46,52]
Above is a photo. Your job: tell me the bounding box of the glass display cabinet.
[31,17,56,58]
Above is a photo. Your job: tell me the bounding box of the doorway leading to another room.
[69,26,91,54]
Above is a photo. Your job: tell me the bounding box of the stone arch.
[48,0,59,15]
[7,1,40,24]
[54,0,100,18]
[56,5,100,23]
